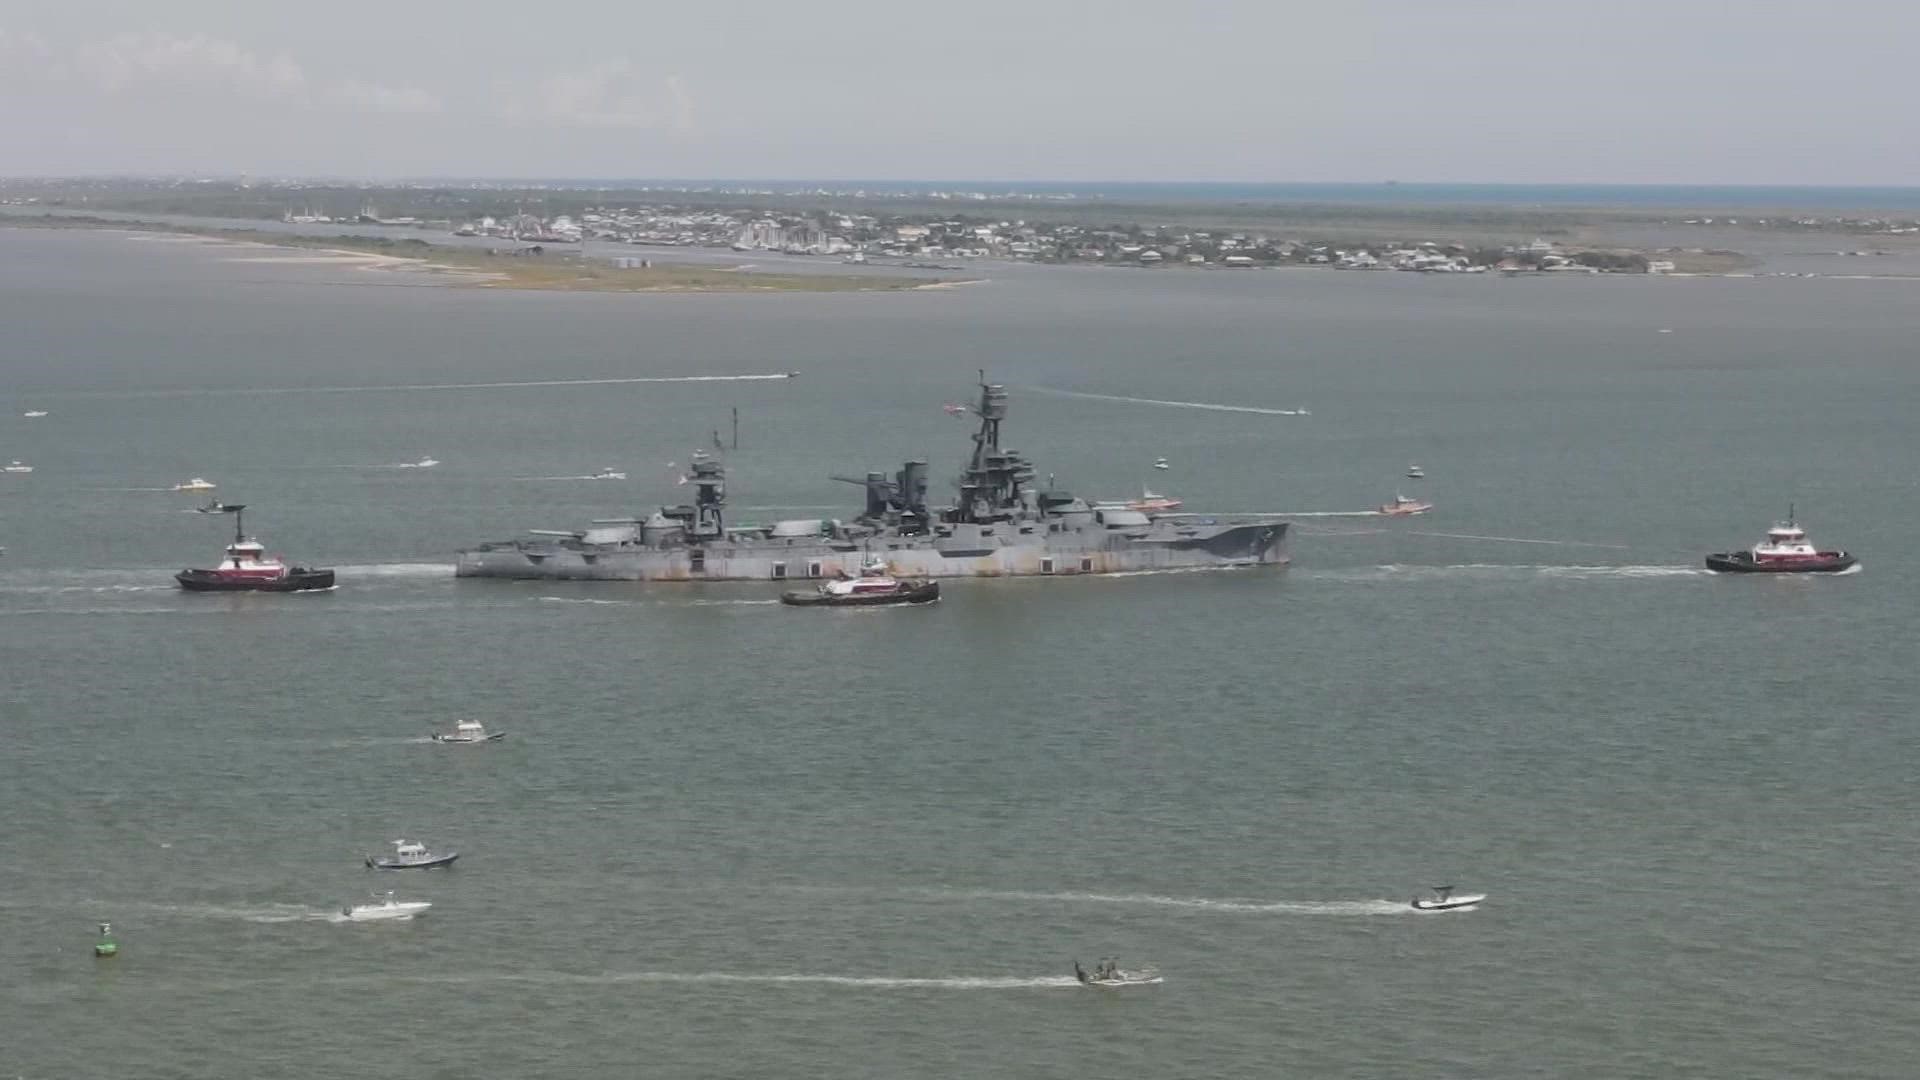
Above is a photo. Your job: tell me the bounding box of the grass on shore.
[0,213,944,293]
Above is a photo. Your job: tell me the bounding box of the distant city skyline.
[3,1,1918,184]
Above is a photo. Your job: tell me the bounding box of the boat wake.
[1405,530,1632,549]
[331,563,455,579]
[1026,386,1308,416]
[903,886,1407,915]
[109,901,337,923]
[538,596,781,607]
[1305,563,1707,582]
[340,970,1080,991]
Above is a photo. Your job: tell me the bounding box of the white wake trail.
[1024,386,1308,416]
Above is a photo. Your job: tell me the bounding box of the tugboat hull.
[780,581,941,606]
[176,568,336,592]
[1704,552,1856,574]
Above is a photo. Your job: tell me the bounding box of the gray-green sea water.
[2,228,1916,1078]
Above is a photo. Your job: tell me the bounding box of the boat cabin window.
[771,562,786,580]
[807,561,823,578]
[688,549,705,572]
[1040,557,1055,574]
[1080,557,1094,572]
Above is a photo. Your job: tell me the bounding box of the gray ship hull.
[456,519,1287,581]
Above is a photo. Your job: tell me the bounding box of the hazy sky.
[4,0,1918,183]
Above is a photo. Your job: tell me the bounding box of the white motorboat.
[1152,457,1170,470]
[397,457,440,469]
[432,719,505,744]
[1410,885,1485,911]
[1074,959,1163,988]
[171,477,217,492]
[342,891,431,921]
[589,467,627,481]
[22,410,48,418]
[1406,463,1426,480]
[4,461,33,474]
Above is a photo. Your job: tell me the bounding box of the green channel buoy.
[94,921,118,959]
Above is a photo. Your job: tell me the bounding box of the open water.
[1,228,1916,1078]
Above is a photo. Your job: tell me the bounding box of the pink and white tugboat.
[781,555,940,607]
[175,505,335,592]
[1706,509,1856,574]
[1377,493,1433,517]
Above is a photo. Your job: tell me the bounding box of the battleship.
[455,378,1289,581]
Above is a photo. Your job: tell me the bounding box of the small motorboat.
[175,505,335,592]
[171,477,217,492]
[432,719,505,744]
[1406,463,1426,480]
[4,461,32,474]
[22,410,48,418]
[589,467,627,481]
[396,457,440,469]
[1127,489,1183,513]
[366,839,460,870]
[341,891,431,921]
[1378,493,1433,516]
[1152,457,1170,471]
[1411,885,1485,912]
[1706,509,1856,574]
[781,556,940,607]
[1074,959,1163,988]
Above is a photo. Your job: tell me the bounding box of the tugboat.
[175,505,335,592]
[365,839,460,870]
[781,555,940,607]
[1126,489,1183,513]
[1706,509,1857,574]
[1378,493,1433,517]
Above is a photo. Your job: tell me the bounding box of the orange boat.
[1378,493,1433,517]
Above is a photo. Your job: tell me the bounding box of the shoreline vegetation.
[0,214,948,293]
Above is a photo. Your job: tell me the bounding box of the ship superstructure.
[455,378,1288,581]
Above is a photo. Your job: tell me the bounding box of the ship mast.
[951,373,1032,523]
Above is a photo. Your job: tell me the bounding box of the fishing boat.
[1706,510,1856,574]
[171,477,216,492]
[1073,959,1163,988]
[175,505,335,592]
[1411,885,1485,911]
[341,891,431,921]
[432,719,505,744]
[1378,493,1433,516]
[365,839,460,870]
[1126,489,1183,513]
[781,555,940,607]
[3,461,32,474]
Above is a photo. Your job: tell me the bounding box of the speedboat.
[1411,885,1485,912]
[589,467,627,481]
[1074,959,1163,988]
[397,457,440,469]
[366,839,460,870]
[342,891,431,921]
[3,461,32,474]
[1406,463,1426,480]
[171,477,217,492]
[175,505,335,592]
[1127,489,1183,513]
[22,410,48,418]
[1706,510,1856,573]
[781,555,940,607]
[432,719,505,744]
[1378,493,1433,516]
